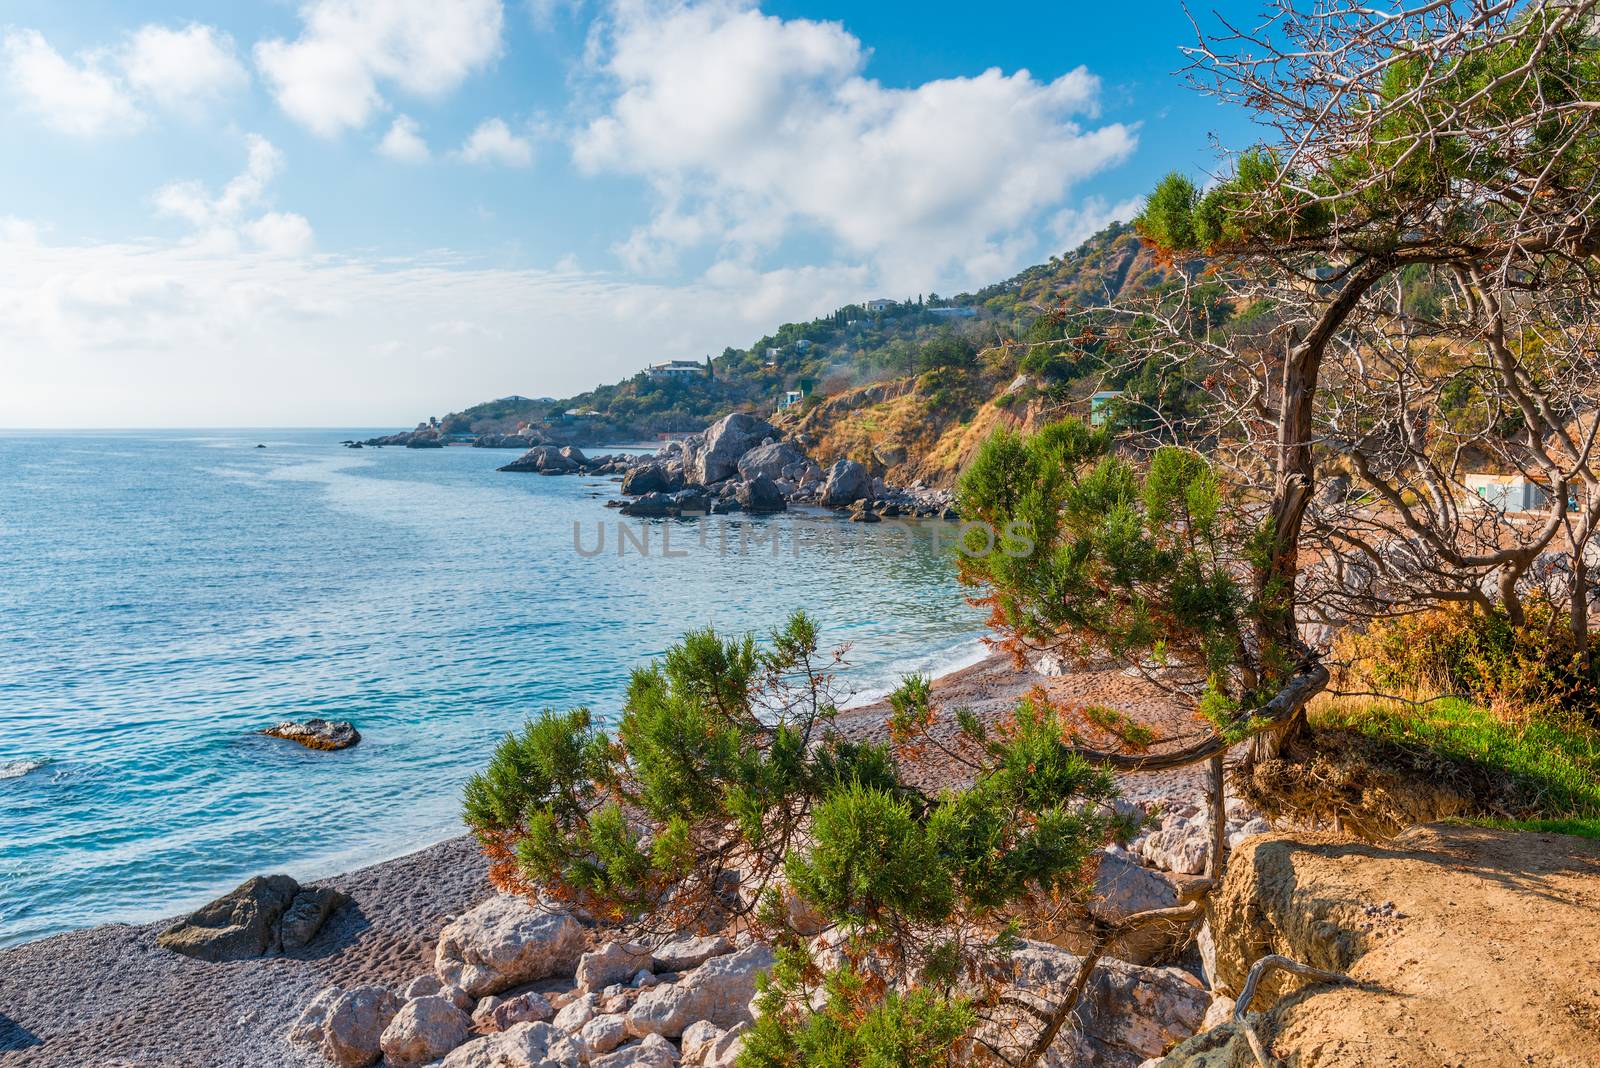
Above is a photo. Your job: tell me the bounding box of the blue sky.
[0,0,1261,426]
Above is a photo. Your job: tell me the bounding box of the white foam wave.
[0,758,51,781]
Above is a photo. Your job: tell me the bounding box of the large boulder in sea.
[260,718,360,751]
[734,476,787,514]
[621,462,679,496]
[156,875,347,960]
[499,445,578,473]
[435,896,586,998]
[736,441,806,482]
[819,459,869,507]
[696,413,775,484]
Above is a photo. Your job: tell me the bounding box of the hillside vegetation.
[407,223,1187,473]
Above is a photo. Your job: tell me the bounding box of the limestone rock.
[441,1021,576,1068]
[650,935,733,973]
[580,1013,629,1057]
[286,986,338,1048]
[679,1020,723,1064]
[380,995,472,1068]
[260,718,361,751]
[280,886,346,950]
[554,992,597,1032]
[578,941,656,992]
[1039,849,1190,965]
[322,986,403,1068]
[592,1032,679,1068]
[489,991,557,1031]
[626,944,774,1038]
[436,896,585,998]
[980,940,1207,1065]
[404,975,444,1000]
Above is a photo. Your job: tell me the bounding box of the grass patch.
[1469,816,1600,840]
[1311,697,1600,823]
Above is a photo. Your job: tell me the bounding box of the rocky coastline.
[494,412,958,522]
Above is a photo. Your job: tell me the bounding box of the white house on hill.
[646,360,705,379]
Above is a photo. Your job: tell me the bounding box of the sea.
[0,429,987,947]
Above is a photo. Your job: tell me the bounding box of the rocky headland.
[494,411,958,522]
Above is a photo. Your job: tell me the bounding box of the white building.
[646,360,705,379]
[1464,472,1552,513]
[864,298,897,313]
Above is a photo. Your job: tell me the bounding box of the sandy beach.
[0,652,1209,1068]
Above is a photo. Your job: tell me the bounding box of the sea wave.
[0,758,52,781]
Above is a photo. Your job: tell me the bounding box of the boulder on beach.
[625,943,774,1038]
[380,994,472,1068]
[435,895,586,998]
[156,874,348,961]
[261,717,361,751]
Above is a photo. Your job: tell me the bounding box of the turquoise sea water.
[0,430,986,947]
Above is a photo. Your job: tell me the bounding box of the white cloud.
[1,23,246,136]
[574,1,1137,292]
[1,29,143,136]
[0,235,865,427]
[243,212,317,257]
[119,24,247,107]
[255,0,505,138]
[378,115,431,162]
[1049,195,1146,251]
[457,117,533,166]
[154,135,314,256]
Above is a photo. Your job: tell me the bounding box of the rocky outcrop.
[625,943,774,1038]
[650,935,733,972]
[697,413,776,483]
[621,463,679,496]
[157,875,347,960]
[435,896,586,998]
[260,718,361,751]
[1157,824,1600,1067]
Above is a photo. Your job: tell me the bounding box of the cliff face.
[1160,824,1600,1067]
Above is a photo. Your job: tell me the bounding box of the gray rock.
[435,896,586,998]
[650,935,733,973]
[736,441,805,482]
[381,995,472,1068]
[819,459,868,507]
[580,1013,630,1057]
[554,991,597,1032]
[697,413,776,484]
[157,875,346,961]
[625,944,774,1038]
[592,1033,678,1068]
[261,718,361,751]
[489,991,557,1031]
[441,1021,574,1068]
[499,445,578,474]
[403,975,444,1000]
[322,985,403,1068]
[280,885,347,950]
[734,476,787,514]
[622,463,677,496]
[620,492,676,517]
[579,942,656,993]
[287,986,338,1048]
